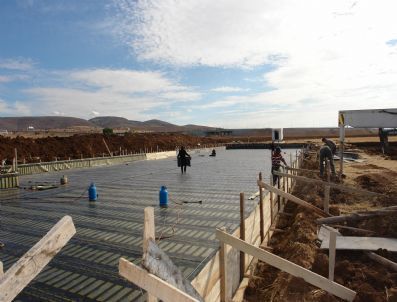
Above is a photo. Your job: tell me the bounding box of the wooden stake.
[329,231,336,281]
[219,227,228,302]
[143,207,157,302]
[0,261,3,278]
[324,185,330,214]
[258,173,265,243]
[270,177,274,226]
[239,192,245,281]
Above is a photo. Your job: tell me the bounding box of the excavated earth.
[0,133,239,163]
[245,144,397,302]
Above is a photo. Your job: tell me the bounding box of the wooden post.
[0,261,3,277]
[14,148,17,172]
[277,176,281,211]
[239,192,245,281]
[270,177,274,226]
[143,207,157,302]
[329,231,336,281]
[259,173,264,243]
[324,185,330,214]
[220,227,228,302]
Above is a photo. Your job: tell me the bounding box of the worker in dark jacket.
[177,146,191,174]
[322,137,337,155]
[319,145,336,177]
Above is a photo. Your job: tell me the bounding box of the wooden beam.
[215,229,356,302]
[273,171,381,197]
[0,216,76,302]
[142,240,203,301]
[317,208,397,225]
[328,231,336,281]
[219,227,229,302]
[0,261,3,278]
[320,236,397,252]
[324,185,330,214]
[119,258,199,302]
[258,173,264,242]
[143,207,157,302]
[367,252,397,272]
[257,180,330,217]
[239,192,245,281]
[285,166,317,174]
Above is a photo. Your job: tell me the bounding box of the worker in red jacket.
[271,147,288,185]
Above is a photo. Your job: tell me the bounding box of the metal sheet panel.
[339,108,397,128]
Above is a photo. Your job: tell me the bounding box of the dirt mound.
[0,133,233,163]
[245,144,397,302]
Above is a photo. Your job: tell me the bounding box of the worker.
[209,149,216,157]
[321,137,337,155]
[177,146,191,174]
[271,147,288,185]
[319,145,336,177]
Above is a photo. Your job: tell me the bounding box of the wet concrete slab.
[0,148,297,301]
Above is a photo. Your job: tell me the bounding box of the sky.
[0,0,397,128]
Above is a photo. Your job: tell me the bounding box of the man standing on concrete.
[319,145,336,177]
[321,137,337,155]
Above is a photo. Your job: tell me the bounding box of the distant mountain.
[0,116,96,131]
[89,116,216,133]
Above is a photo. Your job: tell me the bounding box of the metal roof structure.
[0,148,296,301]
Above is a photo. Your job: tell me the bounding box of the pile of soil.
[245,149,397,302]
[0,133,237,163]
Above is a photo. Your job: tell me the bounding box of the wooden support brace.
[216,229,356,301]
[324,185,330,214]
[258,180,330,217]
[119,258,199,302]
[328,231,336,281]
[0,216,76,302]
[143,207,157,302]
[239,192,245,281]
[258,173,264,243]
[219,227,230,302]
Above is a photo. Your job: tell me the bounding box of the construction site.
[0,109,397,302]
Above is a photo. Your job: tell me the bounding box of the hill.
[0,116,96,131]
[89,116,216,133]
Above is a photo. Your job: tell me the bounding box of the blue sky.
[1,0,397,128]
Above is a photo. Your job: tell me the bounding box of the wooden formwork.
[191,150,304,301]
[0,173,19,189]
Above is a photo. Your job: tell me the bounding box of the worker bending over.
[321,137,336,155]
[319,145,336,177]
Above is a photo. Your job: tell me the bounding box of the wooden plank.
[0,261,3,278]
[0,216,76,302]
[143,207,157,302]
[119,258,199,302]
[258,173,264,242]
[367,252,397,272]
[320,236,397,251]
[239,192,245,281]
[219,227,228,302]
[258,180,329,217]
[273,171,381,196]
[216,229,356,302]
[324,185,330,214]
[142,240,203,301]
[328,231,336,281]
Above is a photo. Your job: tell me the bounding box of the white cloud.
[0,98,31,115]
[111,0,397,126]
[211,86,247,93]
[70,69,184,93]
[0,58,34,70]
[0,75,11,83]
